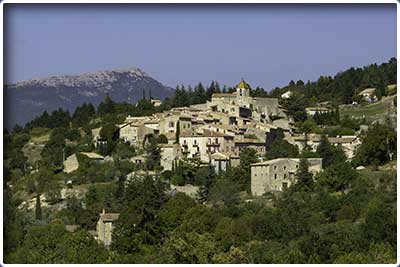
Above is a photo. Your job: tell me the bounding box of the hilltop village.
[61,80,364,198]
[4,59,397,264]
[55,79,392,245]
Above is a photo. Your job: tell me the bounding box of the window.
[282,182,288,189]
[284,166,286,170]
[296,165,299,168]
[284,173,287,179]
[274,174,278,179]
[169,122,174,128]
[274,166,277,170]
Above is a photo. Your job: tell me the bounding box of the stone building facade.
[96,209,120,248]
[160,143,181,171]
[251,158,323,196]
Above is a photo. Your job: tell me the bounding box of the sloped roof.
[80,152,104,160]
[100,213,120,222]
[358,88,376,95]
[203,129,234,137]
[251,158,322,166]
[236,79,251,89]
[328,136,358,144]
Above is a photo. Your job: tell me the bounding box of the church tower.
[236,79,251,107]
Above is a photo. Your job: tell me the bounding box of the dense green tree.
[316,161,358,192]
[209,177,241,207]
[294,158,314,191]
[72,102,96,126]
[6,223,108,264]
[145,136,161,171]
[157,134,168,144]
[354,122,396,166]
[265,139,299,159]
[98,123,119,155]
[97,93,116,115]
[362,197,396,246]
[237,148,257,192]
[112,177,167,254]
[41,127,66,167]
[316,135,346,167]
[158,192,196,229]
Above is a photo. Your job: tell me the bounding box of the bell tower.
[236,79,251,107]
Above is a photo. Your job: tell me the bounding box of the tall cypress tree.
[35,193,42,220]
[175,121,180,144]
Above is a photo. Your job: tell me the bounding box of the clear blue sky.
[5,4,397,90]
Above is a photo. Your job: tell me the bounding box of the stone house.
[328,135,361,159]
[206,79,281,124]
[251,158,323,196]
[91,127,103,148]
[63,154,79,173]
[281,90,293,99]
[151,98,162,107]
[160,143,181,171]
[119,122,141,145]
[96,209,120,248]
[63,152,105,173]
[233,137,266,156]
[210,152,230,174]
[305,107,330,116]
[358,88,377,103]
[159,113,193,136]
[284,133,322,152]
[119,121,157,147]
[179,130,235,162]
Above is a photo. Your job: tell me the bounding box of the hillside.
[340,94,397,126]
[4,67,173,128]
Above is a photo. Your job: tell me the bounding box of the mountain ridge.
[4,67,173,129]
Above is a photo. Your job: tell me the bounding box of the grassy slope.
[340,95,396,122]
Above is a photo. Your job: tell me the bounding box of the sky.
[4,4,397,90]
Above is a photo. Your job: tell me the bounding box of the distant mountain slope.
[4,68,173,128]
